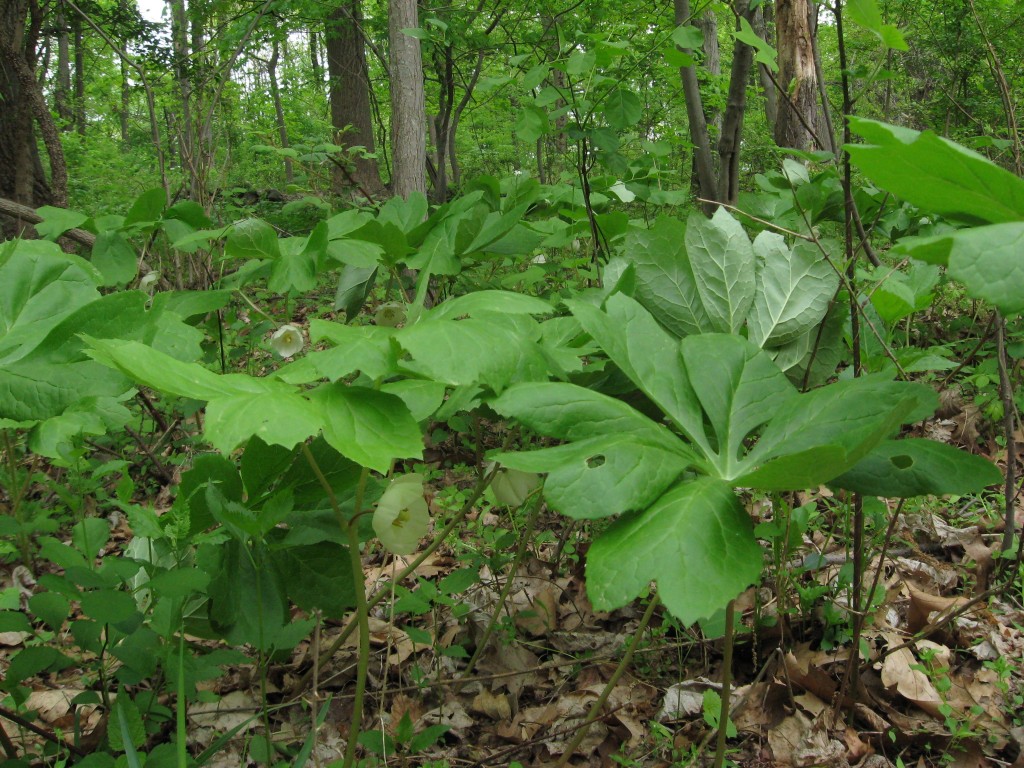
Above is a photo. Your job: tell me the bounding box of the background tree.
[388,0,426,198]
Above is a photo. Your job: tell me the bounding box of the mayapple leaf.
[225,218,281,260]
[373,474,429,555]
[679,334,796,474]
[847,118,1024,226]
[737,378,936,489]
[310,384,423,473]
[568,294,708,453]
[275,541,356,619]
[489,381,684,454]
[87,338,287,401]
[626,215,710,336]
[748,234,839,347]
[943,222,1024,316]
[428,290,551,320]
[205,391,322,453]
[586,477,762,626]
[492,434,691,519]
[686,209,757,335]
[829,439,1003,497]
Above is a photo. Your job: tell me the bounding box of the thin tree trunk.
[120,57,130,142]
[774,0,820,150]
[752,3,778,131]
[675,0,717,213]
[717,0,755,205]
[55,1,72,126]
[326,0,384,195]
[388,0,426,198]
[309,28,322,89]
[268,36,293,184]
[73,14,84,134]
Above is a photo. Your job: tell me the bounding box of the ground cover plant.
[3,0,1024,766]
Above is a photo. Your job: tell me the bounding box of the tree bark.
[774,0,820,150]
[752,3,778,131]
[388,0,427,199]
[326,1,384,196]
[0,0,66,217]
[55,0,72,127]
[73,13,84,134]
[717,0,755,205]
[268,36,293,184]
[675,0,718,213]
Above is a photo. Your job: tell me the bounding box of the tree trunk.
[170,0,196,191]
[674,0,717,213]
[752,3,778,131]
[268,36,293,184]
[55,0,72,127]
[388,0,426,199]
[774,0,819,150]
[120,57,130,142]
[326,1,384,196]
[73,13,84,134]
[717,0,755,205]
[309,28,322,89]
[0,0,66,224]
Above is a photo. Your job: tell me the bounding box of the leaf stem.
[713,599,736,768]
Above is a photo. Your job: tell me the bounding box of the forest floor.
[2,419,1024,768]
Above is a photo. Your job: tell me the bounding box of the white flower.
[486,462,541,507]
[531,253,547,265]
[373,474,429,554]
[139,271,159,290]
[374,302,406,327]
[270,324,304,358]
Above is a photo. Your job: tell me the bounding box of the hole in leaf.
[890,454,913,470]
[586,455,606,469]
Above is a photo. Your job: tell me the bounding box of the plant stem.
[461,490,542,678]
[713,599,735,768]
[553,594,660,768]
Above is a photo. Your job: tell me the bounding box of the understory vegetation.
[2,0,1024,767]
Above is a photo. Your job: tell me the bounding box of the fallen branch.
[0,197,96,249]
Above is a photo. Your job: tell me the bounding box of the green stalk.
[713,599,736,768]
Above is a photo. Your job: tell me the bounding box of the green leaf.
[108,692,146,751]
[310,384,423,472]
[79,589,139,625]
[737,378,934,489]
[91,231,138,286]
[494,435,689,519]
[847,119,1024,225]
[941,222,1024,316]
[72,518,110,561]
[87,338,286,401]
[124,187,167,226]
[682,334,796,473]
[515,104,549,144]
[275,542,356,619]
[603,89,642,131]
[205,392,322,453]
[671,24,704,48]
[396,317,548,392]
[568,294,707,450]
[734,17,778,71]
[847,0,907,50]
[225,218,281,260]
[269,237,317,294]
[34,206,89,240]
[334,265,378,321]
[489,381,683,452]
[686,209,757,335]
[626,216,711,336]
[586,478,762,625]
[428,290,551,321]
[6,646,72,686]
[380,379,446,422]
[830,439,1003,497]
[748,234,840,347]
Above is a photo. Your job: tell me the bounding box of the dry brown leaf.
[879,646,942,716]
[470,689,512,720]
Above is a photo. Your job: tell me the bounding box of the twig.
[0,705,88,757]
[996,314,1019,554]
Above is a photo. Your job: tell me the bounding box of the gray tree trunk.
[326,1,384,196]
[774,0,819,150]
[388,0,426,199]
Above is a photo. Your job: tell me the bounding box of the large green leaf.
[429,291,551,320]
[91,231,138,286]
[225,218,281,260]
[309,384,423,472]
[586,478,762,626]
[334,265,378,321]
[87,339,286,401]
[0,240,100,362]
[626,216,711,336]
[829,439,1003,497]
[277,322,397,383]
[685,209,757,334]
[568,294,707,452]
[494,435,689,520]
[396,317,548,392]
[941,222,1024,316]
[736,378,935,489]
[680,334,796,474]
[748,235,839,347]
[205,392,322,453]
[489,381,683,452]
[603,89,643,131]
[274,541,356,619]
[847,119,1024,225]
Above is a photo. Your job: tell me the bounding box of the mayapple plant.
[489,292,1001,625]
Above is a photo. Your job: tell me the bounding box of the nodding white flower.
[139,272,159,290]
[373,474,429,554]
[374,302,406,327]
[270,324,304,358]
[486,462,541,507]
[531,253,547,265]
